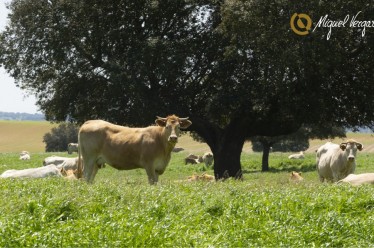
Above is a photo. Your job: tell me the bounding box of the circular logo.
[290,13,312,36]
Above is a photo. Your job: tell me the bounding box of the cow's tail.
[77,132,84,180]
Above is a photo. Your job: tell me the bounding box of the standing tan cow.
[317,139,363,182]
[78,115,192,184]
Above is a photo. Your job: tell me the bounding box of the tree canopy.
[1,0,373,178]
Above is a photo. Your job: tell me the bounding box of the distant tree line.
[0,111,44,121]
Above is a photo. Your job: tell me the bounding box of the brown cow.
[63,169,78,180]
[78,115,192,184]
[290,171,304,181]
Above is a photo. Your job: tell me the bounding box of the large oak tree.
[1,0,373,179]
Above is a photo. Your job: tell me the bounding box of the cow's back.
[79,120,116,151]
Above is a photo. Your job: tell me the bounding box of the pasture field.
[1,120,373,153]
[1,151,374,247]
[0,121,58,153]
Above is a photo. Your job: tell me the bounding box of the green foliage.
[1,151,374,247]
[252,136,309,153]
[42,123,78,152]
[252,126,346,152]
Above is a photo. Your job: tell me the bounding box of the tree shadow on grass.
[242,161,317,174]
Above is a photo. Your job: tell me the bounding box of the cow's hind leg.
[83,157,99,183]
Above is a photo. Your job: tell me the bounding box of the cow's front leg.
[332,172,340,183]
[145,167,158,185]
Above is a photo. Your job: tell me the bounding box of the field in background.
[0,121,58,153]
[0,120,373,154]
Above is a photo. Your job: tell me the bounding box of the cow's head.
[339,140,363,162]
[155,115,192,144]
[290,171,303,181]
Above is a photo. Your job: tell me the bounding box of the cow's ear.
[357,143,363,151]
[340,144,347,151]
[180,119,192,129]
[155,118,167,127]
[60,167,67,176]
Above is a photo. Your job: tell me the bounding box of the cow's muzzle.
[348,156,355,162]
[168,135,178,143]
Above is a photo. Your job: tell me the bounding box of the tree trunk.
[262,143,271,172]
[213,137,245,179]
[187,116,246,180]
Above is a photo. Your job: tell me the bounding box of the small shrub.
[43,123,78,152]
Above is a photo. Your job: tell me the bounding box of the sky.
[0,0,39,114]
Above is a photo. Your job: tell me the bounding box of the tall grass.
[1,152,374,247]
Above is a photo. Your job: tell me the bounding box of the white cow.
[57,157,79,170]
[43,156,78,170]
[19,151,30,160]
[0,164,63,178]
[202,152,214,167]
[317,140,363,182]
[338,173,374,186]
[67,143,79,154]
[288,151,304,159]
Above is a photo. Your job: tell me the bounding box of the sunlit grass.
[1,151,374,247]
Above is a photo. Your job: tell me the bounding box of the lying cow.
[338,173,374,186]
[184,154,202,165]
[288,151,304,159]
[43,156,69,166]
[202,152,214,167]
[43,156,78,170]
[317,139,363,182]
[62,169,78,180]
[58,157,79,170]
[290,171,304,181]
[0,164,63,178]
[78,115,192,184]
[187,173,215,182]
[19,151,30,160]
[67,143,79,154]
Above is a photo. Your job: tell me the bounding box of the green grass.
[1,151,374,247]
